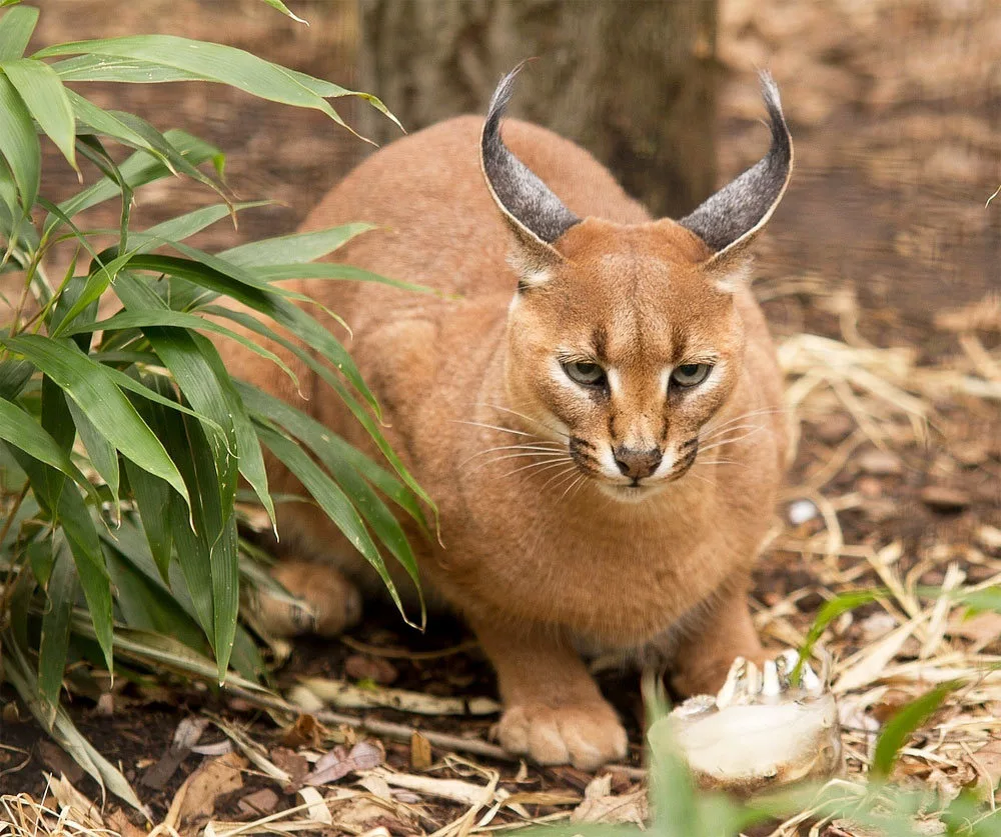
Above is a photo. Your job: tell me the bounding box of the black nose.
[613,446,662,480]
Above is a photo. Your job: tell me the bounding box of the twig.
[313,708,647,781]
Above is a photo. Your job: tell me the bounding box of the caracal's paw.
[496,700,628,771]
[655,649,842,796]
[248,561,362,638]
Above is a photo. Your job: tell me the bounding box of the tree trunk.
[357,0,717,219]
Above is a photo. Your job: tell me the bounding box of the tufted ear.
[679,71,793,266]
[481,62,581,286]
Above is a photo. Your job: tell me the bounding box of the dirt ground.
[1,1,1000,835]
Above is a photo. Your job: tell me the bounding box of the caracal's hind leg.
[251,560,363,638]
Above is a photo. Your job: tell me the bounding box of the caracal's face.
[505,220,747,503]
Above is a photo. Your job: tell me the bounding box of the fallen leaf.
[38,740,84,784]
[106,810,148,837]
[281,713,324,749]
[170,752,245,828]
[237,787,281,816]
[306,740,384,785]
[410,731,433,770]
[270,746,310,785]
[969,737,1001,792]
[571,789,647,824]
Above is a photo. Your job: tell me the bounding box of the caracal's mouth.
[598,481,667,503]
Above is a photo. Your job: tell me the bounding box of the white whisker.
[460,442,564,467]
[701,407,784,437]
[475,403,570,440]
[452,419,541,439]
[502,458,575,480]
[470,451,569,475]
[539,464,581,492]
[698,427,767,453]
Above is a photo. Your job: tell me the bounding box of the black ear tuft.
[679,71,793,258]
[481,62,581,247]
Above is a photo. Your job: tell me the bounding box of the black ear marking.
[679,71,793,259]
[481,62,581,249]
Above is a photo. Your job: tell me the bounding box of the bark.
[357,0,717,219]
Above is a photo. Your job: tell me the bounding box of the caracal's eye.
[563,360,607,387]
[671,363,713,388]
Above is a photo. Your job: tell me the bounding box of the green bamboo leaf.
[113,272,274,528]
[96,109,230,205]
[258,0,307,24]
[67,89,154,154]
[104,543,206,650]
[2,57,77,170]
[37,537,78,729]
[70,615,275,701]
[52,54,207,83]
[237,381,423,623]
[65,307,300,391]
[0,334,191,508]
[49,122,221,230]
[66,398,120,516]
[163,458,213,635]
[12,448,115,671]
[277,66,402,133]
[39,374,75,511]
[256,423,402,606]
[0,72,38,212]
[99,511,193,620]
[0,5,37,61]
[74,133,134,256]
[0,356,34,398]
[210,514,240,682]
[209,303,433,521]
[138,200,272,243]
[36,35,352,126]
[871,681,960,781]
[124,253,376,412]
[115,272,239,509]
[0,395,94,493]
[122,460,173,581]
[219,223,375,267]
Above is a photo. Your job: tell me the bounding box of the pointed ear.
[679,71,793,268]
[481,62,581,288]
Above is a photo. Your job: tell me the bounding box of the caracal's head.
[481,64,792,502]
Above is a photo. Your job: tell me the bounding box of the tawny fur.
[217,114,788,770]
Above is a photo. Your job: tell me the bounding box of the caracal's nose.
[613,446,662,480]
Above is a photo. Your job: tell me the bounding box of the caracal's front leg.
[669,584,766,698]
[471,615,627,771]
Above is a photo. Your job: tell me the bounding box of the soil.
[1,0,1000,833]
